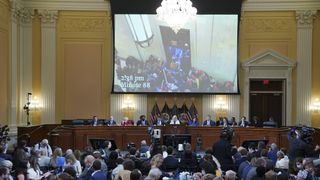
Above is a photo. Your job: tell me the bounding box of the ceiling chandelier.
[156,0,197,33]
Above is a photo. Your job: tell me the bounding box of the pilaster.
[295,10,316,126]
[39,10,57,124]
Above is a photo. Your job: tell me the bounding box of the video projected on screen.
[113,14,238,93]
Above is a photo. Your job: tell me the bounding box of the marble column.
[39,10,58,124]
[295,10,316,126]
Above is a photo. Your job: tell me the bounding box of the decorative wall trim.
[244,19,293,33]
[296,10,317,28]
[22,0,110,11]
[242,0,320,11]
[242,49,296,125]
[39,10,58,24]
[60,18,107,33]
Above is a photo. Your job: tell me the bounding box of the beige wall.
[312,11,320,127]
[56,11,112,122]
[2,4,319,127]
[0,0,9,125]
[239,11,297,123]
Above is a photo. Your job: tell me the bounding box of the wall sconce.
[122,96,135,111]
[310,98,320,113]
[214,97,228,111]
[23,93,42,126]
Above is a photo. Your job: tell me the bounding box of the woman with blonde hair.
[49,147,63,169]
[150,153,163,178]
[65,153,82,177]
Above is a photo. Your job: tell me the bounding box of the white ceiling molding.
[242,0,320,11]
[21,0,110,11]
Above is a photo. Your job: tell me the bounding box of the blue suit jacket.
[89,170,107,180]
[202,120,216,126]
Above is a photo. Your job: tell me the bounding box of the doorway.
[249,79,285,127]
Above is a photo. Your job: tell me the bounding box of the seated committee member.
[238,116,249,127]
[202,115,216,127]
[188,117,199,127]
[263,116,277,128]
[91,116,102,126]
[136,115,149,126]
[121,117,134,126]
[170,115,180,125]
[153,116,165,126]
[105,115,117,126]
[250,116,262,127]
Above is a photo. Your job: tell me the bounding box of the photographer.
[212,127,237,171]
[288,126,320,161]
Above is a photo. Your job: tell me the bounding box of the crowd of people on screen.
[1,125,320,180]
[91,114,278,128]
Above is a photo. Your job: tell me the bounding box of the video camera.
[290,126,315,144]
[148,127,161,139]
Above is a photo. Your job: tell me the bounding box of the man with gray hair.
[34,139,52,157]
[79,155,95,180]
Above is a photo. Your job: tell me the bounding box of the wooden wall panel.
[63,43,104,119]
[56,11,111,122]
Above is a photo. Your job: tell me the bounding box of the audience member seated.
[27,156,42,180]
[202,115,216,127]
[90,160,106,180]
[121,117,134,126]
[13,140,29,170]
[162,146,179,172]
[188,117,199,127]
[0,145,12,161]
[130,169,142,180]
[263,116,278,128]
[275,151,289,170]
[170,115,180,125]
[238,116,249,127]
[65,153,82,177]
[105,115,117,126]
[34,139,53,157]
[111,158,124,179]
[79,155,95,180]
[115,159,135,180]
[136,115,149,126]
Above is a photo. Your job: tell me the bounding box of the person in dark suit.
[153,116,165,126]
[139,140,149,154]
[212,127,237,171]
[89,160,106,180]
[263,116,277,128]
[79,155,95,180]
[238,116,249,127]
[250,116,262,127]
[105,115,117,126]
[91,116,102,126]
[136,115,149,126]
[202,115,216,127]
[162,146,179,172]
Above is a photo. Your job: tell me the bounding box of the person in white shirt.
[65,153,82,177]
[34,139,52,157]
[170,115,180,125]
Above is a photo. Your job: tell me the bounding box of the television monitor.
[113,14,239,93]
